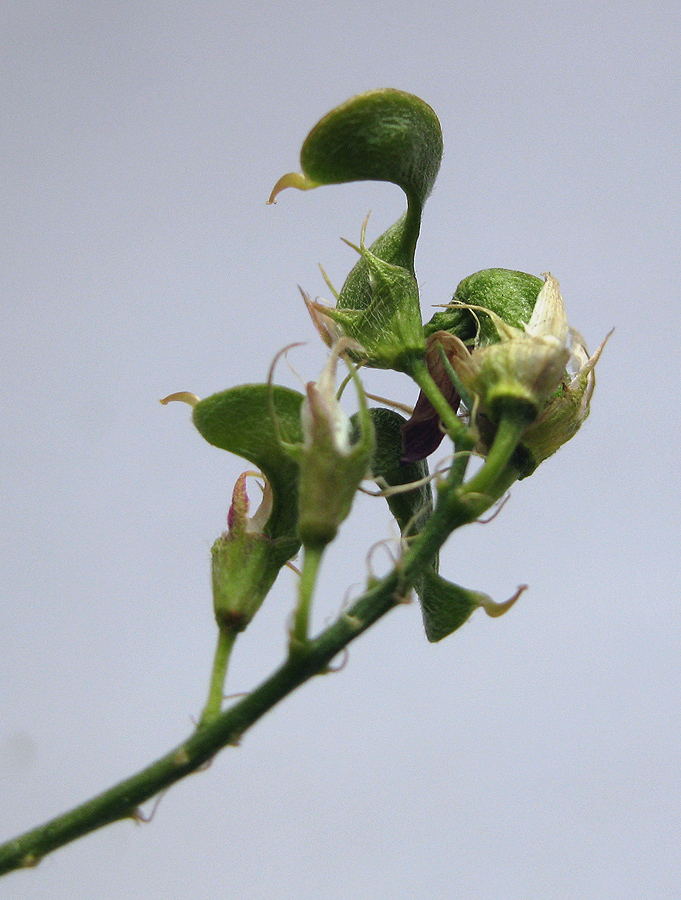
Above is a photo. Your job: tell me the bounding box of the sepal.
[192,384,304,543]
[211,473,298,632]
[420,568,524,643]
[281,340,375,549]
[311,221,426,372]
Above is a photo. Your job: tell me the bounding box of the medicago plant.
[0,88,607,876]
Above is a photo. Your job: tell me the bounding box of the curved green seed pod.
[425,269,544,346]
[300,89,441,208]
[270,88,442,220]
[193,384,303,545]
[269,89,443,350]
[419,569,480,642]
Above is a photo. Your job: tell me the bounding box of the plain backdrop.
[2,2,680,898]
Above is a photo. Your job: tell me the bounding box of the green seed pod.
[425,269,544,346]
[270,89,443,372]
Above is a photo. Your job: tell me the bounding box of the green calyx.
[283,345,375,550]
[295,420,373,549]
[211,529,285,633]
[192,384,303,545]
[321,226,426,372]
[207,471,295,633]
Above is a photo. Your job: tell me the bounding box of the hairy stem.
[407,355,475,453]
[0,415,527,878]
[290,545,324,650]
[199,627,237,727]
[0,575,401,877]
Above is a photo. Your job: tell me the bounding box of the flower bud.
[211,473,293,632]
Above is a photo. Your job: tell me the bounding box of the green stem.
[0,573,401,878]
[199,627,237,727]
[401,412,528,578]
[407,356,474,452]
[0,415,529,878]
[290,545,324,650]
[461,412,530,505]
[402,195,424,272]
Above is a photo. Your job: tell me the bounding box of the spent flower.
[520,326,610,470]
[446,273,571,424]
[279,338,375,549]
[211,472,286,632]
[439,272,608,468]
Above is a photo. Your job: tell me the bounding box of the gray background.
[2,2,679,898]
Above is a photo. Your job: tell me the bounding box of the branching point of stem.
[0,403,532,879]
[198,628,237,728]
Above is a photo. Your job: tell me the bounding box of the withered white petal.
[527,273,569,345]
